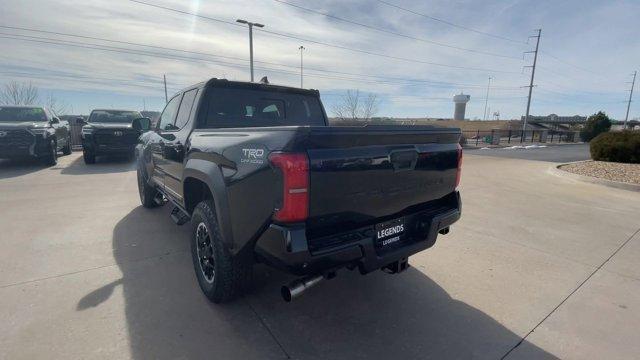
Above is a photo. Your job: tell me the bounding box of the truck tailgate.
[305,126,460,236]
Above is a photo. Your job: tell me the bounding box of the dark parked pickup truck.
[81,109,150,164]
[0,106,71,165]
[137,79,462,303]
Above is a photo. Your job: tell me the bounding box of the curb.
[464,142,585,150]
[549,161,640,192]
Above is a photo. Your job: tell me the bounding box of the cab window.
[158,95,182,130]
[174,89,198,129]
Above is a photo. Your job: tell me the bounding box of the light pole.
[236,19,264,82]
[483,76,492,121]
[299,45,305,88]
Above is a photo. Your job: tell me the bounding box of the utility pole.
[299,45,305,88]
[163,75,168,103]
[237,19,265,82]
[483,76,492,121]
[522,29,541,139]
[624,71,636,129]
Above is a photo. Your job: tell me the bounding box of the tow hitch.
[382,257,409,274]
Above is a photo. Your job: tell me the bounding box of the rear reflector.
[455,144,463,188]
[269,152,309,222]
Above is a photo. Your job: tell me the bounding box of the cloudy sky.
[1,0,638,119]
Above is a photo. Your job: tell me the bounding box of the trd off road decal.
[240,146,266,165]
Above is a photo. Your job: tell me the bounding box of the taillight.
[455,144,463,189]
[269,152,309,222]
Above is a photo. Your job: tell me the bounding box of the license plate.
[375,218,405,246]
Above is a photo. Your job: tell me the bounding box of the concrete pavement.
[0,151,639,359]
[466,143,590,163]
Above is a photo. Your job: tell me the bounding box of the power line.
[272,0,522,60]
[2,32,524,91]
[539,50,608,78]
[375,0,526,44]
[2,24,524,89]
[128,0,522,74]
[373,0,625,89]
[0,68,522,103]
[0,70,180,93]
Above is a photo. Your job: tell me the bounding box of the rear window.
[89,110,141,123]
[0,107,47,122]
[203,88,326,128]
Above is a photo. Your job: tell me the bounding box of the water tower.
[453,93,470,120]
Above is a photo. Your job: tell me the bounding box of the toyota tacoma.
[80,109,150,164]
[137,78,462,303]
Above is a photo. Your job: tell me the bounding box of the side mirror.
[50,117,60,124]
[132,117,152,132]
[76,117,87,125]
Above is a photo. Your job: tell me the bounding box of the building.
[521,114,587,124]
[453,94,470,120]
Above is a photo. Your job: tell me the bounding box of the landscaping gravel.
[560,161,640,185]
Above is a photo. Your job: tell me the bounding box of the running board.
[170,206,190,226]
[153,192,166,206]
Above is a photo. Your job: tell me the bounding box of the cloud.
[0,0,637,118]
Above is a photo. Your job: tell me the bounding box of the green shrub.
[590,131,640,163]
[580,111,612,142]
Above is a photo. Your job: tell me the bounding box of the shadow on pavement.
[61,154,135,175]
[0,158,50,179]
[78,206,557,359]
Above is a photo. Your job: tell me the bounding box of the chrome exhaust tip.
[281,275,324,302]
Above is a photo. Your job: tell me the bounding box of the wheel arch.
[183,158,235,250]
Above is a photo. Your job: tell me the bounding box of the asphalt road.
[1,150,639,359]
[466,143,591,163]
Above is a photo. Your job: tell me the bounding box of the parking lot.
[1,148,639,359]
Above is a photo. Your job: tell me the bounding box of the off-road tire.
[62,140,72,155]
[43,139,57,166]
[137,161,159,208]
[191,200,253,303]
[83,149,96,164]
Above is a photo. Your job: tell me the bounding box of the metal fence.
[461,129,580,147]
[69,122,83,148]
[60,116,84,149]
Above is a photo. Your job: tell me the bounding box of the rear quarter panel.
[186,128,301,251]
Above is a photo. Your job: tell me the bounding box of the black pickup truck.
[137,79,462,303]
[80,109,150,164]
[0,105,71,165]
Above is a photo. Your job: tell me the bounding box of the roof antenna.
[259,76,269,84]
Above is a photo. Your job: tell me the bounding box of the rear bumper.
[255,192,461,276]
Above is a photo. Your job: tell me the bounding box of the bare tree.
[44,93,70,115]
[362,93,379,120]
[0,82,70,115]
[0,81,39,106]
[331,90,380,122]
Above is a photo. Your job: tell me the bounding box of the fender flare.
[183,158,235,250]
